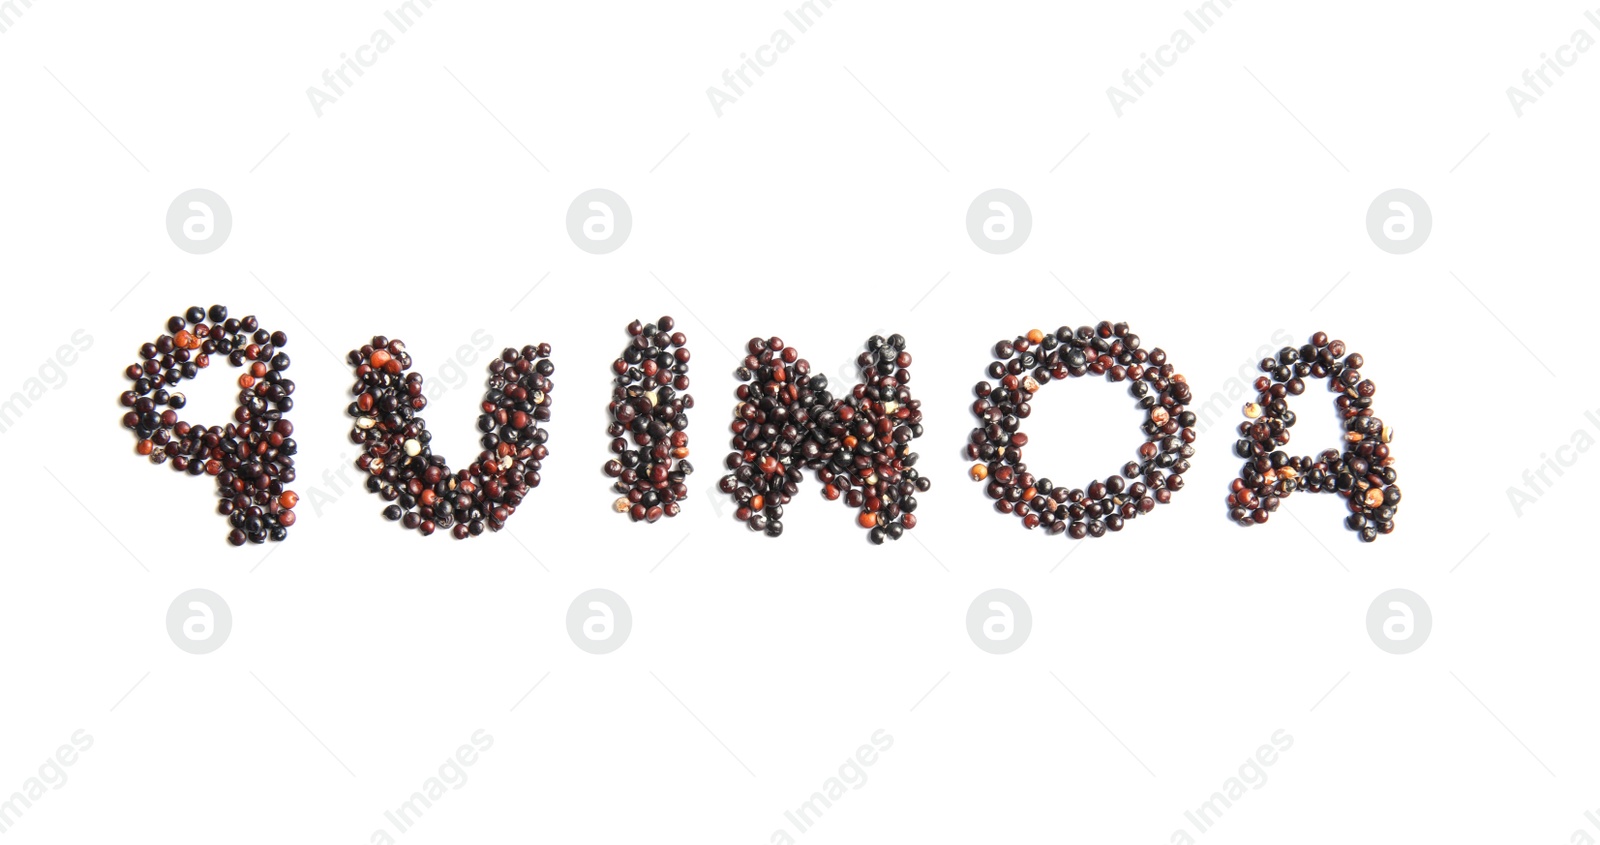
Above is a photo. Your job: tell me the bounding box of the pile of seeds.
[347,337,553,539]
[118,304,298,546]
[720,334,928,542]
[1227,331,1398,542]
[967,322,1192,538]
[603,316,694,522]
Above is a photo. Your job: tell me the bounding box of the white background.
[1,1,1597,842]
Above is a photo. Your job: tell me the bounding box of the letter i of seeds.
[603,317,694,522]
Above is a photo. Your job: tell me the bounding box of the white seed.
[356,416,377,430]
[1243,403,1263,419]
[404,438,421,456]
